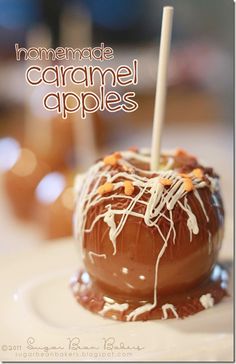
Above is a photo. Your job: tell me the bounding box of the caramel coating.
[81,152,224,302]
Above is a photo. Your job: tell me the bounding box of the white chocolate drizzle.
[199,293,214,309]
[88,251,107,264]
[104,296,115,304]
[74,149,221,321]
[122,267,129,274]
[99,302,129,316]
[161,303,179,319]
[103,205,117,255]
[126,303,154,321]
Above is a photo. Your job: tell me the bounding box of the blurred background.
[0,0,233,257]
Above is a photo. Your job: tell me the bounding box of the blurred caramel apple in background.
[24,115,74,170]
[3,148,50,219]
[2,112,75,222]
[34,171,75,239]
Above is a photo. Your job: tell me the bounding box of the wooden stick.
[151,6,174,170]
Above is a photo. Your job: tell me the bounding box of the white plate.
[0,239,233,362]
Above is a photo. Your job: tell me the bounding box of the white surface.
[0,239,233,362]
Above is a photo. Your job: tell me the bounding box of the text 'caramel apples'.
[71,149,228,322]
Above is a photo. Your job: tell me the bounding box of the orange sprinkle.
[103,154,118,166]
[192,168,203,179]
[175,148,196,160]
[114,151,122,159]
[124,180,135,196]
[160,178,172,186]
[98,182,114,195]
[175,148,188,157]
[183,178,194,192]
[103,152,121,166]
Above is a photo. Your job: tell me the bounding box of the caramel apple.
[72,149,228,321]
[3,148,50,219]
[3,115,74,221]
[24,115,74,170]
[34,171,74,239]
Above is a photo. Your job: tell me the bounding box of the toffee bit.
[114,152,122,159]
[183,178,194,192]
[160,178,172,186]
[124,180,135,196]
[98,182,114,195]
[175,148,188,157]
[192,168,203,179]
[175,148,196,160]
[103,153,120,166]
